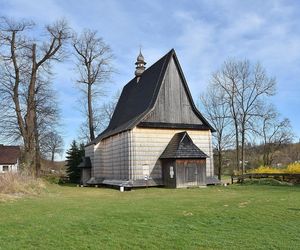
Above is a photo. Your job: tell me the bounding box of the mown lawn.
[0,184,299,250]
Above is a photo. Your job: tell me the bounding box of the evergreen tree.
[65,140,85,183]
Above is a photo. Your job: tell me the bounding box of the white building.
[0,145,21,173]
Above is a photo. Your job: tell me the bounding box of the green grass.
[0,184,299,250]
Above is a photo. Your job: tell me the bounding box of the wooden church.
[79,49,218,188]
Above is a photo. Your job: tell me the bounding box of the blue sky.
[1,0,300,157]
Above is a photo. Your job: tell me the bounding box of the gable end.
[140,53,213,130]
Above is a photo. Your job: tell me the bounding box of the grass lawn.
[0,184,299,250]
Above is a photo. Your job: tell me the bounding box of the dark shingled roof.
[88,49,214,145]
[0,145,21,164]
[160,132,208,159]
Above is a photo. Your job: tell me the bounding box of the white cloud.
[171,1,300,136]
[1,0,299,140]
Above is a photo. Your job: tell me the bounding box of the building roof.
[0,145,21,164]
[160,132,208,159]
[89,49,214,145]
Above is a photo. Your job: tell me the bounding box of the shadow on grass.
[287,208,300,211]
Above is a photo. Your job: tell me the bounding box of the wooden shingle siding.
[91,127,213,183]
[143,57,202,125]
[93,131,130,180]
[131,127,213,180]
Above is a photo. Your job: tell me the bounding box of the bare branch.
[72,29,113,141]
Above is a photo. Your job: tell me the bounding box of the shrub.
[250,166,282,173]
[0,172,46,197]
[249,164,300,174]
[243,178,292,186]
[42,175,61,184]
[286,162,300,174]
[41,171,67,184]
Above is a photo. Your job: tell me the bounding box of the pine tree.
[65,140,84,183]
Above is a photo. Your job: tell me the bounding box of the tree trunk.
[263,146,271,166]
[11,31,27,144]
[35,146,41,177]
[241,131,245,175]
[34,110,41,177]
[25,43,39,176]
[87,83,95,141]
[234,122,240,172]
[51,149,55,162]
[218,149,222,181]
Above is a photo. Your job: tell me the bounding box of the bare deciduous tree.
[0,17,70,176]
[78,91,119,143]
[200,85,232,180]
[40,131,64,162]
[211,59,276,174]
[254,105,293,166]
[72,29,113,142]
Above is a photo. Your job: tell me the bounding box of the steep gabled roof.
[89,49,214,145]
[160,132,208,159]
[0,145,21,164]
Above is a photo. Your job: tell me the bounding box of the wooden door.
[176,159,206,187]
[161,160,176,188]
[197,162,206,185]
[185,163,198,186]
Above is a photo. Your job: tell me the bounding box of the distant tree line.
[200,59,294,180]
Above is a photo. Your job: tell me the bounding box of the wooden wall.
[175,159,206,188]
[81,168,91,184]
[131,127,214,180]
[143,56,202,125]
[88,129,213,183]
[84,144,94,176]
[93,131,130,180]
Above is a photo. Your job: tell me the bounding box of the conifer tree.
[65,141,84,183]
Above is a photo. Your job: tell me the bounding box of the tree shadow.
[287,208,300,211]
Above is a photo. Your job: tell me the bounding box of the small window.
[3,166,9,172]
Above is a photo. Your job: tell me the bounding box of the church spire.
[135,49,146,81]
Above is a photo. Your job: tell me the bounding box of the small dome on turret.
[135,49,146,81]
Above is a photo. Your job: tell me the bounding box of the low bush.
[42,174,61,184]
[249,163,300,174]
[242,178,292,186]
[250,166,282,173]
[0,172,46,197]
[286,162,300,173]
